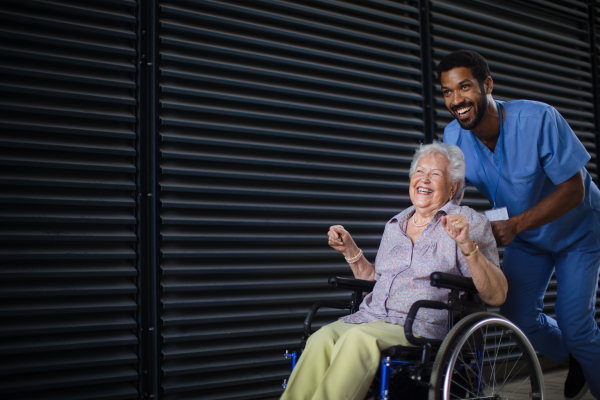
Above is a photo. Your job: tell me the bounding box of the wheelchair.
[283,272,544,400]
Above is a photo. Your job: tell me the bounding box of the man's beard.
[453,93,488,130]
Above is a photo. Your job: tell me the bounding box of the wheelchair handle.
[404,300,448,347]
[303,300,350,337]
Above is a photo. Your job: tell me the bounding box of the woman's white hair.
[409,141,466,200]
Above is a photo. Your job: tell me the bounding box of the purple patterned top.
[341,200,499,339]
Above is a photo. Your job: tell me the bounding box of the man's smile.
[452,102,475,120]
[456,106,472,117]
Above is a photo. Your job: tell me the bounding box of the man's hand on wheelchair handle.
[490,219,517,246]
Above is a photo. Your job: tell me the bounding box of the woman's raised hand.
[441,213,474,253]
[328,225,359,259]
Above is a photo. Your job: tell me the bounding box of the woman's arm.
[441,214,508,306]
[328,225,375,281]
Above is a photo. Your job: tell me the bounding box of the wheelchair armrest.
[430,272,477,293]
[304,300,350,337]
[328,276,375,292]
[303,277,374,339]
[404,300,449,347]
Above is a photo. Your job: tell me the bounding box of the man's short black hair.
[437,49,491,86]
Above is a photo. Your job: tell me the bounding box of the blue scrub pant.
[499,239,600,399]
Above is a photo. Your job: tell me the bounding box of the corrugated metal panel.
[156,0,425,398]
[0,0,140,399]
[591,0,600,326]
[430,0,600,326]
[431,0,596,181]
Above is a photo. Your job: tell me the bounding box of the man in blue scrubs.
[440,49,600,400]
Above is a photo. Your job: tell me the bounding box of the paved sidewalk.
[503,367,596,400]
[272,365,597,400]
[541,368,595,400]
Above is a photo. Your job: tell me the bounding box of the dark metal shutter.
[429,0,600,322]
[431,0,597,177]
[0,0,140,399]
[156,0,425,398]
[593,0,600,327]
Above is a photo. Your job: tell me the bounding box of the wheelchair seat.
[285,272,545,400]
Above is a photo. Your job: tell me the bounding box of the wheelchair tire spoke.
[490,326,499,394]
[428,313,544,400]
[455,350,492,395]
[507,374,532,398]
[481,325,494,393]
[501,397,535,400]
[448,375,481,399]
[491,328,505,393]
[498,351,525,390]
[496,361,528,394]
[462,334,489,394]
[456,347,478,392]
[488,338,529,398]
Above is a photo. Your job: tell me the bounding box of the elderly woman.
[280,142,507,400]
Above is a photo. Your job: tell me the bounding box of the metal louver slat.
[3,1,600,399]
[0,0,140,399]
[157,0,424,398]
[592,0,600,327]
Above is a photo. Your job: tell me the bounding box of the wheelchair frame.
[283,272,545,400]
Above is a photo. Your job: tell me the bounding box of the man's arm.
[492,170,584,246]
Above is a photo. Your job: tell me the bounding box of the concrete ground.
[272,362,598,400]
[503,367,596,400]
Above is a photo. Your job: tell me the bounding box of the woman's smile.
[416,186,433,195]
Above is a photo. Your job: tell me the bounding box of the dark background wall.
[0,1,599,399]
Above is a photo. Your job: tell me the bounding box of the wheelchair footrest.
[379,356,432,399]
[381,345,422,359]
[408,365,432,388]
[379,343,435,399]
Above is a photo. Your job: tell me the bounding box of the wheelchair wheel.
[429,312,544,400]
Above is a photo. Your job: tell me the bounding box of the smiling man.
[440,49,600,400]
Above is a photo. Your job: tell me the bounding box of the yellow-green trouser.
[280,320,414,400]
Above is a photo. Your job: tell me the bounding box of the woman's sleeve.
[471,212,499,266]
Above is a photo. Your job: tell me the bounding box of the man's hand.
[489,171,584,246]
[491,219,517,246]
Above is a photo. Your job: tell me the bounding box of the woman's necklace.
[412,214,432,228]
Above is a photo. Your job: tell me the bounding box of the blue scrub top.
[444,100,600,252]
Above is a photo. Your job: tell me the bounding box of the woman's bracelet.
[461,242,479,257]
[345,248,363,263]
